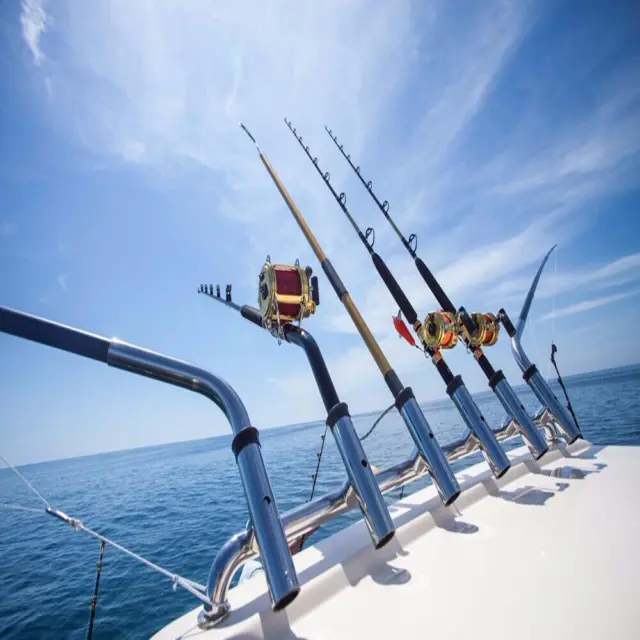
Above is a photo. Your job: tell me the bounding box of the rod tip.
[239,122,258,147]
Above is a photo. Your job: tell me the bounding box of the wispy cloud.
[20,0,49,67]
[541,289,640,321]
[17,0,640,414]
[57,273,68,290]
[490,251,640,306]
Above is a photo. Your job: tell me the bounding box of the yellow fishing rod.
[239,123,460,506]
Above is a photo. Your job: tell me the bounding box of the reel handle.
[310,276,320,306]
[457,306,478,336]
[498,308,517,338]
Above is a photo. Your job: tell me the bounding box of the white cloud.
[57,273,68,290]
[541,289,640,321]
[490,251,640,306]
[20,0,50,67]
[18,0,640,420]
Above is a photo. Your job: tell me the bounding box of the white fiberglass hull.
[153,440,640,639]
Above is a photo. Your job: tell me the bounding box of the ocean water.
[1,365,639,639]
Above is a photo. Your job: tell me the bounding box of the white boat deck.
[153,440,640,639]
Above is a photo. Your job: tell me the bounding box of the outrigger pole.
[239,123,460,506]
[324,127,581,445]
[508,246,583,442]
[284,119,520,471]
[197,285,395,549]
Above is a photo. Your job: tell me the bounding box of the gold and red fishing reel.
[458,312,500,348]
[392,308,501,351]
[420,311,459,350]
[258,258,319,333]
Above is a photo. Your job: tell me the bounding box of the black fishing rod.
[239,122,460,507]
[325,126,573,449]
[197,283,395,549]
[285,119,512,475]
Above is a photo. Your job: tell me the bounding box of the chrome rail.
[0,305,568,628]
[200,407,563,627]
[0,307,300,613]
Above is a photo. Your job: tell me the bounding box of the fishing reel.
[457,309,500,348]
[420,311,459,350]
[258,257,319,334]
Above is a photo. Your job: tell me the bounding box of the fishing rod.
[196,277,395,550]
[325,126,580,446]
[507,245,583,443]
[239,122,460,507]
[284,119,513,474]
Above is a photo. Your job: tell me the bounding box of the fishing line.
[547,247,559,381]
[0,502,43,513]
[0,451,50,507]
[0,450,211,605]
[358,403,395,441]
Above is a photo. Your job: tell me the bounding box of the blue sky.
[1,0,639,465]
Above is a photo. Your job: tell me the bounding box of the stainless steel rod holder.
[329,412,395,548]
[449,385,511,477]
[398,395,461,505]
[0,306,300,614]
[206,303,395,551]
[201,410,565,627]
[492,377,549,459]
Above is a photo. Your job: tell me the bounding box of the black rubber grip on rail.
[372,253,417,324]
[0,306,110,363]
[394,386,415,410]
[488,369,506,390]
[446,375,464,396]
[414,257,455,313]
[326,402,350,429]
[498,308,517,337]
[240,305,264,328]
[231,426,260,459]
[523,364,538,382]
[321,259,348,299]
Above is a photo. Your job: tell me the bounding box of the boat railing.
[0,305,567,630]
[0,307,301,613]
[198,404,563,627]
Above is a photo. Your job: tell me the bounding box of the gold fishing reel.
[258,258,319,330]
[420,311,459,350]
[458,312,500,347]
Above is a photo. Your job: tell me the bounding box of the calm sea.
[1,365,639,639]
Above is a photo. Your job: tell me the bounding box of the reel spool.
[459,312,500,347]
[258,260,319,331]
[420,311,458,350]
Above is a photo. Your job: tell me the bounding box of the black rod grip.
[0,306,111,363]
[476,353,496,379]
[372,253,417,325]
[240,305,264,328]
[284,325,340,412]
[414,257,455,313]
